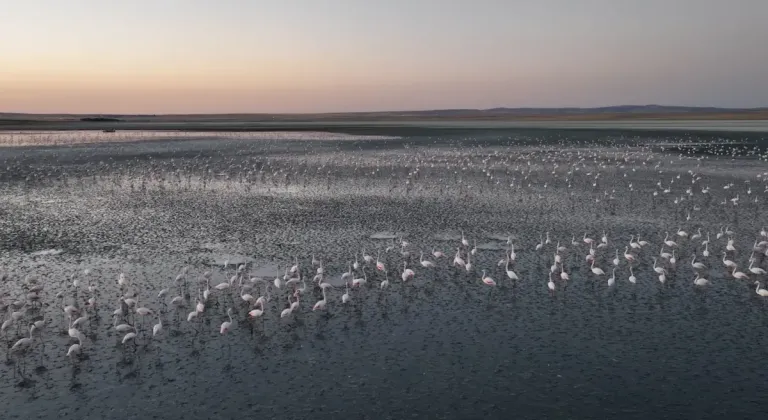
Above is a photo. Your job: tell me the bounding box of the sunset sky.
[1,0,767,114]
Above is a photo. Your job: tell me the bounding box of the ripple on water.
[1,130,768,420]
[209,254,257,267]
[28,248,64,257]
[370,231,405,239]
[432,233,461,241]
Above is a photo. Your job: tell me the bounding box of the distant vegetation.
[80,117,123,122]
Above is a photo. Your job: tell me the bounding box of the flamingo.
[691,255,706,270]
[590,260,605,276]
[352,268,367,287]
[663,232,678,248]
[749,260,766,275]
[280,296,293,318]
[341,262,353,282]
[623,247,635,263]
[152,317,163,337]
[248,300,265,318]
[755,281,768,297]
[11,325,35,353]
[506,259,519,281]
[318,275,332,290]
[220,308,233,334]
[122,331,137,344]
[691,228,702,240]
[313,288,327,311]
[420,252,435,268]
[401,262,415,282]
[362,248,373,264]
[481,270,496,286]
[187,311,198,323]
[453,248,466,268]
[660,246,672,260]
[693,273,709,286]
[722,253,736,269]
[273,267,282,289]
[67,335,83,359]
[240,287,256,305]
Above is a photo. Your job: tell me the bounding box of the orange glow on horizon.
[1,1,766,113]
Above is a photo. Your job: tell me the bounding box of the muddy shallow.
[1,129,768,419]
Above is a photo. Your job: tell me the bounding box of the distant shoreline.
[3,106,768,134]
[1,119,768,136]
[3,110,768,123]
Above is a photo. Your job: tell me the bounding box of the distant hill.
[378,105,768,117]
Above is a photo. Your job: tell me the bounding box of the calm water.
[1,129,768,419]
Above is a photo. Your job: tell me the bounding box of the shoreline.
[1,119,768,135]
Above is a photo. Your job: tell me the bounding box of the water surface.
[1,129,767,419]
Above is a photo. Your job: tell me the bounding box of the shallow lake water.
[1,129,768,419]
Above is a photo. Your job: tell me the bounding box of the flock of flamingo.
[1,132,767,383]
[4,221,768,372]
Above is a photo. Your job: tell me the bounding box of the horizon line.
[3,104,768,117]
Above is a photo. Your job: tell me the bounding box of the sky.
[1,0,767,114]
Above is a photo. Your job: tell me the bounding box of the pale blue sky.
[1,0,766,113]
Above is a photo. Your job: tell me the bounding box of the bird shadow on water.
[313,311,333,340]
[69,363,83,391]
[116,345,143,383]
[484,287,497,309]
[221,341,234,372]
